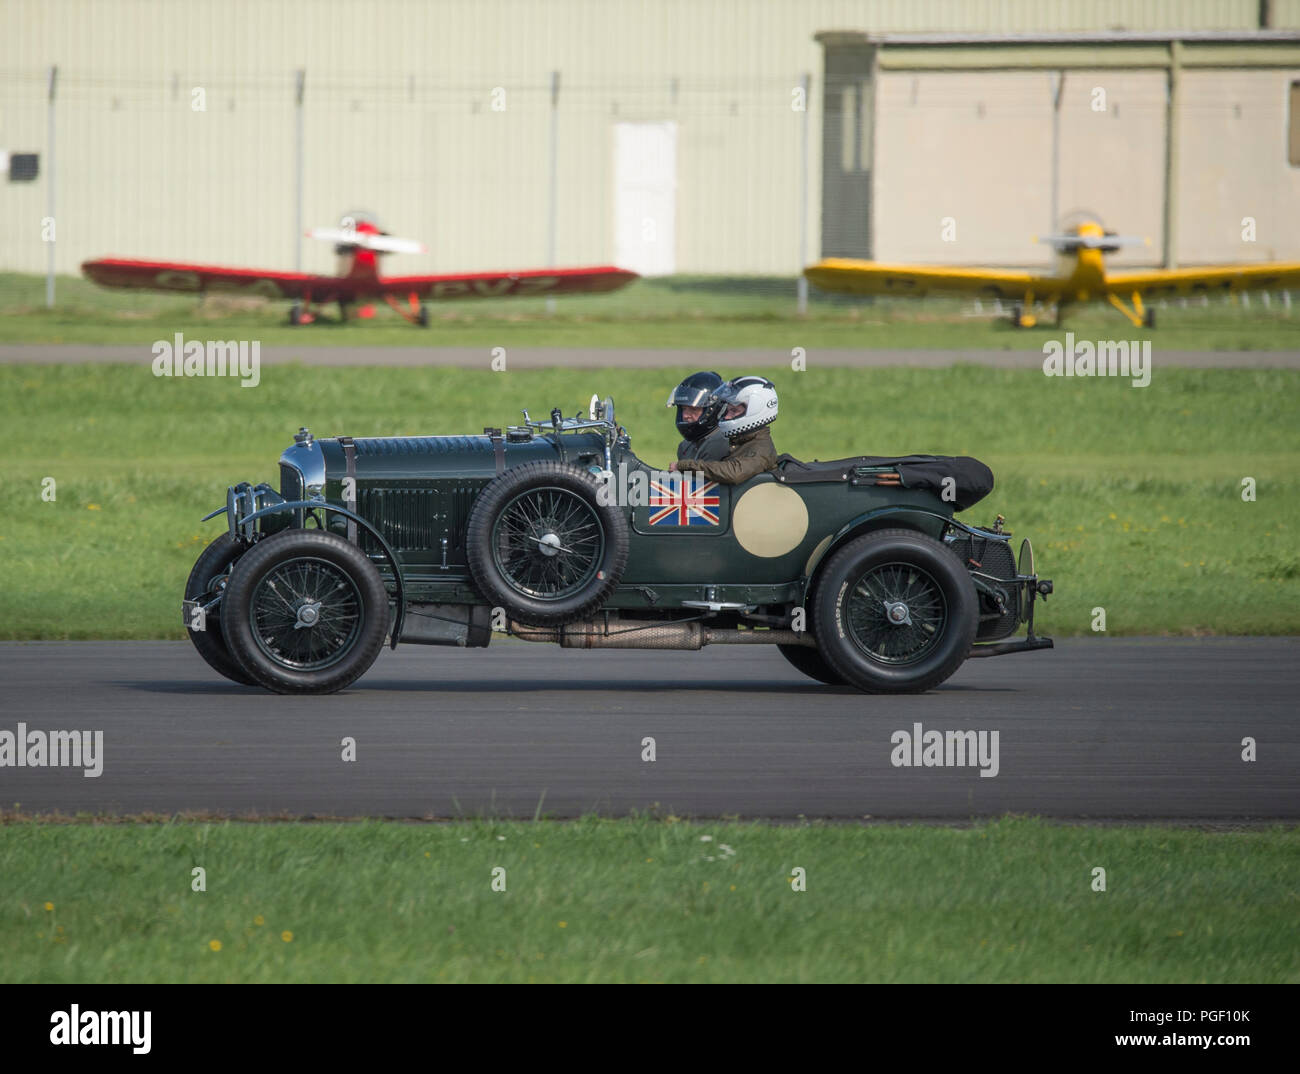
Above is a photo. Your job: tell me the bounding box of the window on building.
[7,152,39,182]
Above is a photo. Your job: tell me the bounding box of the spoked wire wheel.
[250,556,363,671]
[812,529,978,694]
[466,461,630,626]
[844,561,948,665]
[491,485,606,601]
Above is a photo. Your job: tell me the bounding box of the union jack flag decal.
[648,473,721,526]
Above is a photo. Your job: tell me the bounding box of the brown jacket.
[675,426,778,484]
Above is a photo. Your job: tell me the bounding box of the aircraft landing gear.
[383,291,430,326]
[1010,303,1037,328]
[289,291,318,326]
[1143,308,1156,329]
[1009,289,1041,328]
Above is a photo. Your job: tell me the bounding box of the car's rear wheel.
[776,643,846,686]
[185,533,258,686]
[466,461,629,626]
[221,530,389,694]
[812,528,978,694]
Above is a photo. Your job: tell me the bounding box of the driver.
[667,371,729,464]
[671,375,778,485]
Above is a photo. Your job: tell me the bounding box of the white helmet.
[713,376,778,439]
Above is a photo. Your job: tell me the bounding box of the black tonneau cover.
[776,453,994,511]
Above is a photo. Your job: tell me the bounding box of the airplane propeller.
[1037,210,1149,254]
[1037,232,1149,253]
[306,227,427,255]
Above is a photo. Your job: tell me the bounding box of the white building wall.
[0,0,1291,278]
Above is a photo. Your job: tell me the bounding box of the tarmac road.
[1,638,1295,821]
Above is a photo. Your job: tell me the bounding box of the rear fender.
[802,504,953,598]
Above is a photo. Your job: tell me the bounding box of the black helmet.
[666,370,724,442]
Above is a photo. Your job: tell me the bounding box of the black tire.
[466,461,629,626]
[221,530,389,694]
[777,643,846,686]
[288,304,302,326]
[1143,307,1156,329]
[812,528,978,694]
[184,533,258,686]
[417,305,429,327]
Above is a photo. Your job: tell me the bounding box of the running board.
[967,636,1055,658]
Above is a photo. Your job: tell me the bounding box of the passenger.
[667,371,730,464]
[671,375,779,485]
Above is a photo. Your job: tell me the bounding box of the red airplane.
[81,213,638,326]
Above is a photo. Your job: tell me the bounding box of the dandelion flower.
[281,931,294,943]
[43,902,53,912]
[253,915,264,926]
[209,940,222,952]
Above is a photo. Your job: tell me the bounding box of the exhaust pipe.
[509,618,815,650]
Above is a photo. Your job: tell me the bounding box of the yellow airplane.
[804,217,1300,328]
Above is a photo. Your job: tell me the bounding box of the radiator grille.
[279,463,303,502]
[357,484,485,553]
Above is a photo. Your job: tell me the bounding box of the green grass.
[3,817,1296,983]
[3,271,1299,350]
[4,363,1298,638]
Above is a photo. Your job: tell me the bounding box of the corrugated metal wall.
[0,0,1289,277]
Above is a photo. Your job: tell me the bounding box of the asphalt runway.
[1,639,1295,821]
[3,345,1299,368]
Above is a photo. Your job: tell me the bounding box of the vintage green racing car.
[184,396,1053,694]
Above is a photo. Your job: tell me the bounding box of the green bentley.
[185,397,1053,694]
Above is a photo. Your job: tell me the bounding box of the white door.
[614,122,677,276]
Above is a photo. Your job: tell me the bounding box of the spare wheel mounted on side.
[466,461,630,626]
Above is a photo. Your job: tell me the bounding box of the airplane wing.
[804,258,1053,300]
[83,259,639,303]
[82,258,331,300]
[1105,262,1300,298]
[378,266,638,300]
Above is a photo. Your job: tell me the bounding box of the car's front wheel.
[221,530,389,694]
[812,528,978,694]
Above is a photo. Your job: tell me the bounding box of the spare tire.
[466,461,629,626]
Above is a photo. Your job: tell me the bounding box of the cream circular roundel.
[732,483,810,558]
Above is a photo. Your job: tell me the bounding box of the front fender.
[208,497,408,650]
